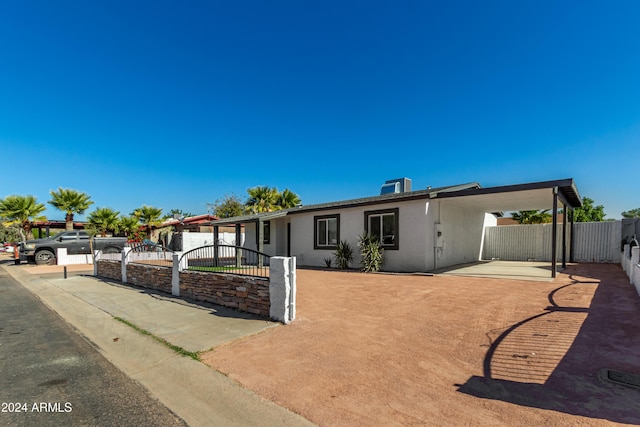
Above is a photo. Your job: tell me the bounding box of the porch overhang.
[209,211,290,253]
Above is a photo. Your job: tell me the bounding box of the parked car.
[20,231,127,265]
[1,243,15,253]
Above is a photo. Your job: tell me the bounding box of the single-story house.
[209,178,582,277]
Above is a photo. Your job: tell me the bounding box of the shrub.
[324,257,333,268]
[334,240,354,269]
[357,232,383,272]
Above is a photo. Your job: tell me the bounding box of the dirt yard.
[201,264,640,426]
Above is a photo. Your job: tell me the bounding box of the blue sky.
[1,1,638,220]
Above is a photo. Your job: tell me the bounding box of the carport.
[430,178,582,278]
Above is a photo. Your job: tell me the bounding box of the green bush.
[357,232,383,272]
[334,240,354,269]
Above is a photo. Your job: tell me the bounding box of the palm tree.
[131,205,164,238]
[276,188,301,209]
[48,188,94,231]
[118,215,140,238]
[245,186,280,214]
[0,195,47,240]
[87,208,120,237]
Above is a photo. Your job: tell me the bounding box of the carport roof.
[431,178,582,211]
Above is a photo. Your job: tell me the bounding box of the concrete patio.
[432,260,557,282]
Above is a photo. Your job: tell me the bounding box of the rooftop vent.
[380,178,412,195]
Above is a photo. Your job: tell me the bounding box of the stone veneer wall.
[97,260,122,281]
[126,263,172,293]
[180,270,270,317]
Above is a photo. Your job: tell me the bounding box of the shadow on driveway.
[457,264,640,424]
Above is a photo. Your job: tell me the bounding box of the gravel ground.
[202,264,640,426]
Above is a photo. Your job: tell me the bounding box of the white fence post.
[121,247,131,284]
[57,248,69,266]
[269,257,296,324]
[288,256,296,323]
[172,253,180,296]
[93,250,101,275]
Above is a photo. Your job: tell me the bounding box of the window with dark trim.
[263,221,270,244]
[256,221,271,245]
[314,214,340,249]
[364,208,399,250]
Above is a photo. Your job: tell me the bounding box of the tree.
[0,195,47,240]
[621,208,640,219]
[0,223,21,243]
[87,208,120,237]
[245,186,280,214]
[118,215,140,238]
[511,210,552,224]
[570,197,605,222]
[210,194,244,218]
[164,209,195,220]
[245,186,302,214]
[48,188,94,231]
[276,188,301,209]
[131,205,164,238]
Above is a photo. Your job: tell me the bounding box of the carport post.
[562,202,567,269]
[569,207,575,263]
[551,187,558,278]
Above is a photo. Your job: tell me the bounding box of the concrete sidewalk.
[2,261,315,427]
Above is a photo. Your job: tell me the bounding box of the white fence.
[482,223,567,262]
[482,221,623,263]
[621,244,640,296]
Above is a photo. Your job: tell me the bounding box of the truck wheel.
[35,250,56,265]
[103,246,121,254]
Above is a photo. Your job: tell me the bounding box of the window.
[314,214,340,249]
[263,221,270,244]
[364,208,399,250]
[255,221,271,245]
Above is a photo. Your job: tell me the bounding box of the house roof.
[209,182,481,226]
[209,178,582,227]
[160,213,219,227]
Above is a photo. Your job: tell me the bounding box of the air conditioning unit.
[380,178,412,195]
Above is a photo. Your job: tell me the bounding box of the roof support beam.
[562,200,567,269]
[213,225,220,267]
[256,219,264,268]
[570,207,575,263]
[551,187,558,278]
[235,223,242,267]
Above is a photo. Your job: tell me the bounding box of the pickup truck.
[20,231,127,265]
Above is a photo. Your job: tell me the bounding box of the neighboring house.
[209,178,582,274]
[160,214,221,233]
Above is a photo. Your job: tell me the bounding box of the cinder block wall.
[96,260,122,281]
[126,264,172,293]
[180,270,270,317]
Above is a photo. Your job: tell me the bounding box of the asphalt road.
[0,264,187,427]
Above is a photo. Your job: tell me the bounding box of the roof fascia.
[431,178,582,208]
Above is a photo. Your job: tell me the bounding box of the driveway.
[201,264,640,426]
